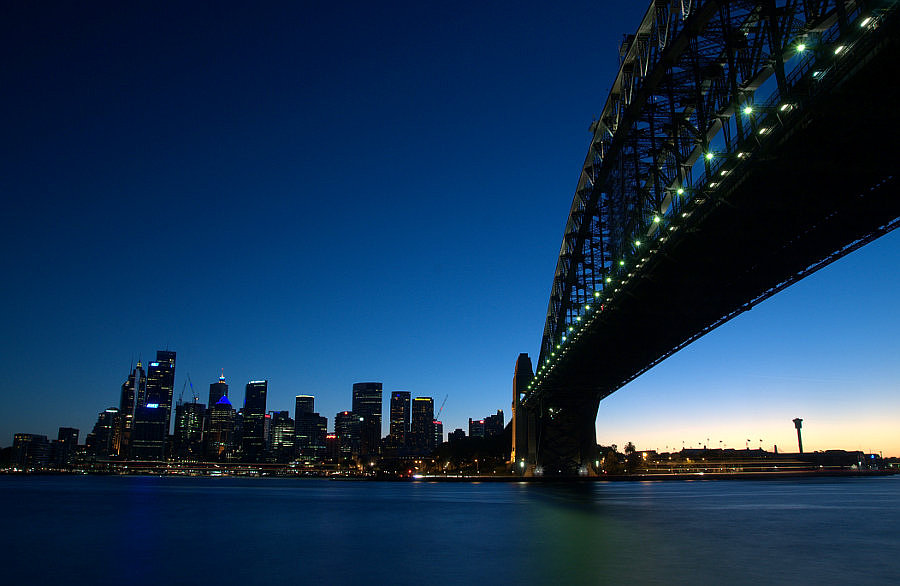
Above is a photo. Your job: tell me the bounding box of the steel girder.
[534,0,873,388]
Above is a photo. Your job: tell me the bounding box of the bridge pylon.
[510,353,600,476]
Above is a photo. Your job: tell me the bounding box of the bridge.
[510,0,900,475]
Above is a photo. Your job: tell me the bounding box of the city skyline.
[2,3,898,455]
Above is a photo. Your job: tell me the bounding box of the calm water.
[1,475,897,584]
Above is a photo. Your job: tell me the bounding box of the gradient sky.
[2,2,897,456]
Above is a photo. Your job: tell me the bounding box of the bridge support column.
[533,395,600,476]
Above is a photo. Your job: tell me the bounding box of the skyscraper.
[433,420,443,448]
[410,397,434,453]
[205,395,235,461]
[295,412,327,461]
[146,350,176,434]
[484,410,504,437]
[174,400,206,461]
[242,380,268,462]
[334,411,362,461]
[131,404,166,460]
[208,370,228,406]
[86,408,122,459]
[389,391,411,447]
[118,361,146,456]
[294,395,315,419]
[352,382,383,456]
[53,427,79,469]
[269,411,295,463]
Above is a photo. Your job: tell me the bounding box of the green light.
[705,152,714,160]
[594,291,600,297]
[743,106,752,115]
[797,43,806,52]
[634,239,641,247]
[556,344,560,349]
[619,260,625,266]
[568,326,573,332]
[605,277,612,283]
[584,304,590,311]
[676,188,684,195]
[653,216,660,223]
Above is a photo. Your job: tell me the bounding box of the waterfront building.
[118,361,146,456]
[389,391,411,447]
[334,411,362,461]
[208,371,228,406]
[12,433,49,470]
[242,380,268,462]
[270,411,295,463]
[86,408,122,459]
[131,404,166,460]
[174,400,206,460]
[295,411,327,461]
[410,397,434,453]
[53,427,79,469]
[352,382,382,456]
[145,350,176,435]
[205,395,235,461]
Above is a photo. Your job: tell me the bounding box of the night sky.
[2,2,898,455]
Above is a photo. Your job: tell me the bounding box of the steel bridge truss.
[533,0,889,395]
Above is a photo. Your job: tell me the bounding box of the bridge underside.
[524,24,900,475]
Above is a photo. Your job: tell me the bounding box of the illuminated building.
[296,411,327,461]
[410,397,434,453]
[131,404,166,460]
[468,418,485,438]
[174,400,206,461]
[270,411,295,463]
[389,391,411,447]
[52,427,79,469]
[118,361,145,456]
[242,380,268,462]
[208,371,228,406]
[86,408,122,459]
[294,395,315,419]
[145,350,176,435]
[334,411,361,461]
[484,410,504,438]
[205,395,235,461]
[433,420,443,447]
[352,382,382,456]
[12,433,49,470]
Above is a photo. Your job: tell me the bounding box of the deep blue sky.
[2,2,897,455]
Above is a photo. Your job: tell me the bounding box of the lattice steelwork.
[532,0,890,394]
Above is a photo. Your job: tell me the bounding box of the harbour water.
[1,475,897,584]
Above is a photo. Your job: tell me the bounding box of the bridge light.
[634,239,641,247]
[797,43,806,52]
[551,352,555,356]
[705,152,714,160]
[594,291,600,297]
[605,277,612,283]
[556,344,560,349]
[860,17,872,27]
[834,45,845,55]
[653,215,660,223]
[709,182,717,188]
[568,326,574,332]
[576,316,582,322]
[720,170,728,177]
[742,106,752,115]
[676,188,684,195]
[780,103,791,112]
[584,304,590,311]
[737,152,746,158]
[619,260,625,266]
[758,127,769,135]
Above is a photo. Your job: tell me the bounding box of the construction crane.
[435,394,448,421]
[178,373,197,405]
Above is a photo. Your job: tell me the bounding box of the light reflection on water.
[1,476,897,584]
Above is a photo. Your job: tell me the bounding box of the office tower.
[146,350,176,434]
[352,382,382,456]
[174,400,206,461]
[131,404,166,460]
[448,428,466,442]
[86,408,122,459]
[389,391,411,447]
[294,395,315,419]
[12,433,50,470]
[242,380,268,462]
[269,411,295,463]
[209,371,228,406]
[54,427,79,469]
[296,411,327,461]
[484,410,505,438]
[334,411,362,461]
[205,395,235,461]
[118,361,146,456]
[325,433,339,461]
[468,418,485,438]
[433,420,443,448]
[410,397,434,453]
